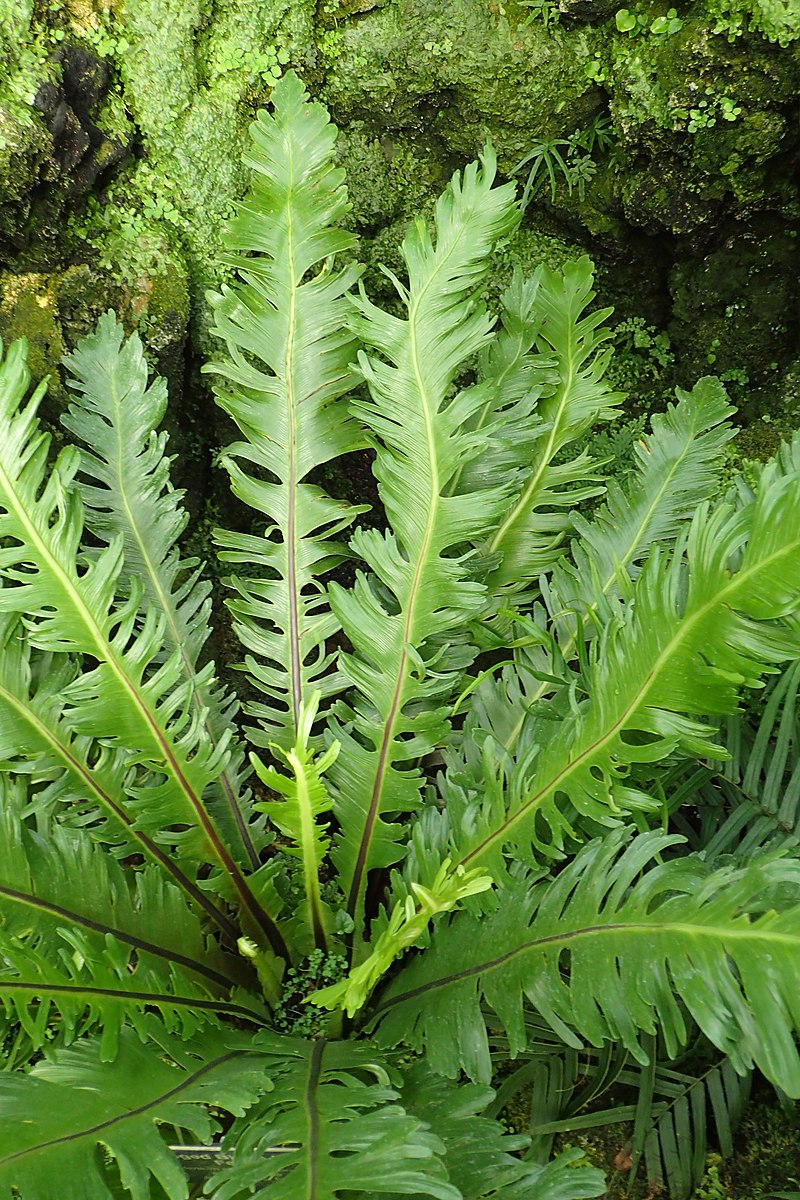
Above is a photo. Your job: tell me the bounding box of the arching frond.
[449,468,800,871]
[480,257,623,600]
[391,1063,606,1200]
[0,1023,272,1200]
[0,336,283,955]
[670,659,800,860]
[209,1036,459,1200]
[373,830,800,1094]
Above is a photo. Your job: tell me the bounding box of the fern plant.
[1,71,800,1200]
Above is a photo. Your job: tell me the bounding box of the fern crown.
[0,70,799,1200]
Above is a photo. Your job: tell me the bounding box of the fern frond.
[450,466,800,870]
[0,619,243,939]
[205,70,365,750]
[671,659,800,860]
[481,257,622,599]
[0,335,284,955]
[0,1023,272,1200]
[0,781,268,1049]
[546,375,737,646]
[0,779,245,999]
[447,378,738,792]
[373,829,800,1094]
[505,1036,750,1199]
[0,939,267,1060]
[250,691,339,955]
[62,313,264,870]
[629,1055,751,1199]
[328,147,520,932]
[210,1035,460,1199]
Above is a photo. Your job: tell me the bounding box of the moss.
[320,0,596,161]
[0,270,64,396]
[717,1100,800,1197]
[71,0,311,348]
[336,124,445,230]
[668,216,798,393]
[706,0,800,46]
[0,105,52,247]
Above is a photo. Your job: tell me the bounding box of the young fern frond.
[62,314,263,870]
[250,692,339,955]
[205,71,365,751]
[328,148,520,934]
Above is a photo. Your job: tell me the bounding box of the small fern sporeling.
[0,71,799,1200]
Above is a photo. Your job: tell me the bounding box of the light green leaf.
[329,146,521,932]
[0,335,283,957]
[62,313,265,872]
[481,257,623,599]
[452,467,800,870]
[205,70,366,750]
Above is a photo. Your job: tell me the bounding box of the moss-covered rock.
[0,269,64,398]
[320,0,597,162]
[0,11,133,268]
[668,214,798,391]
[0,248,190,408]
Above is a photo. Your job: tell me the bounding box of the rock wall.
[1,0,798,477]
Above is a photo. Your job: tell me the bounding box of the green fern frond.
[481,257,622,600]
[506,1035,750,1199]
[450,467,800,870]
[629,1055,752,1199]
[205,70,366,751]
[392,1063,606,1200]
[250,692,339,955]
[0,620,243,940]
[0,777,241,990]
[62,313,264,870]
[210,1036,460,1200]
[546,375,737,645]
[328,147,520,932]
[0,1023,272,1200]
[373,829,800,1093]
[0,336,283,955]
[445,377,738,799]
[670,659,800,860]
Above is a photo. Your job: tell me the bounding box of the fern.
[488,1023,751,1198]
[1,71,800,1200]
